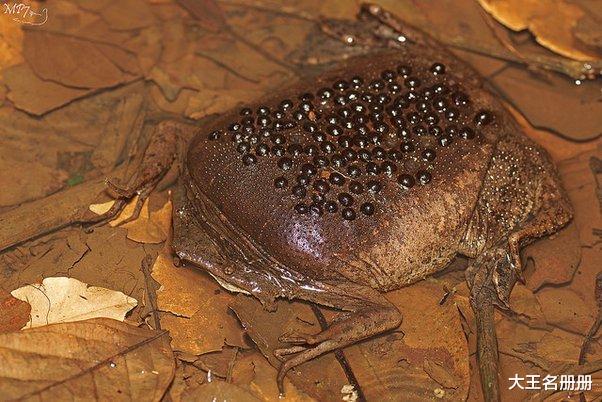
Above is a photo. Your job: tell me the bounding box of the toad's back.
[186,49,506,291]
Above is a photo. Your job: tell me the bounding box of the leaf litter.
[0,0,600,400]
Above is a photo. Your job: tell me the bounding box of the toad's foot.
[273,281,401,395]
[83,121,179,230]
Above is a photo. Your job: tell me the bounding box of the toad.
[90,5,573,400]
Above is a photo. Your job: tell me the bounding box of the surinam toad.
[89,5,573,400]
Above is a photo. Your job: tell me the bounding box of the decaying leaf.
[0,318,175,400]
[89,195,172,244]
[0,14,23,70]
[182,380,262,401]
[151,252,247,355]
[0,288,30,333]
[10,276,137,329]
[478,0,601,60]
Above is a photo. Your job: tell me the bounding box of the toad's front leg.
[273,281,402,395]
[83,121,180,227]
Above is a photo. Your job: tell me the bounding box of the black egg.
[297,175,311,186]
[425,112,439,126]
[313,155,330,167]
[433,97,447,112]
[299,101,313,112]
[257,106,270,116]
[366,180,382,193]
[347,91,360,102]
[397,174,415,189]
[358,149,372,161]
[452,92,470,107]
[333,80,349,91]
[257,116,271,127]
[445,107,460,122]
[287,144,303,156]
[329,172,345,186]
[404,77,421,89]
[439,136,453,147]
[299,92,314,101]
[240,107,252,116]
[474,110,493,126]
[360,202,375,216]
[347,164,362,178]
[330,154,346,168]
[313,179,330,193]
[338,107,352,118]
[397,65,411,77]
[422,149,436,161]
[256,143,270,156]
[350,76,364,88]
[381,69,396,81]
[372,147,386,160]
[430,63,446,75]
[321,141,336,154]
[338,192,354,206]
[271,134,285,145]
[274,176,288,189]
[280,99,293,110]
[342,148,357,162]
[292,185,307,197]
[272,110,285,119]
[325,200,338,213]
[303,122,318,133]
[309,203,323,216]
[365,161,380,175]
[278,157,293,171]
[388,149,402,161]
[272,145,285,156]
[388,82,402,94]
[429,125,443,136]
[242,154,257,165]
[445,125,458,137]
[369,79,385,91]
[305,144,320,155]
[313,132,326,143]
[349,181,364,194]
[459,126,475,139]
[404,91,418,103]
[317,87,333,101]
[381,161,397,176]
[295,203,309,214]
[208,130,221,140]
[229,122,242,132]
[417,171,432,185]
[400,142,415,153]
[311,193,325,204]
[301,163,317,176]
[342,208,356,221]
[413,125,427,136]
[432,84,447,94]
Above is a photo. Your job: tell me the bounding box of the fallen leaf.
[0,318,175,400]
[0,13,23,70]
[478,0,600,60]
[0,288,30,333]
[152,252,247,355]
[182,380,261,401]
[11,276,137,329]
[536,287,596,335]
[23,29,139,89]
[4,63,92,115]
[231,351,315,402]
[194,346,238,379]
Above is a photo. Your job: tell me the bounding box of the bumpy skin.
[169,5,573,397]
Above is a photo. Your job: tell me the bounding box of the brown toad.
[91,5,573,400]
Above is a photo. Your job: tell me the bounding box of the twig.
[310,304,367,402]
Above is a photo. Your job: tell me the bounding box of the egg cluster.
[208,61,493,220]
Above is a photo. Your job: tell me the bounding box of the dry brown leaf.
[0,15,23,71]
[10,277,138,329]
[0,318,175,400]
[4,63,92,115]
[152,252,247,355]
[23,29,139,89]
[176,0,226,32]
[182,380,262,401]
[478,0,600,60]
[232,351,315,402]
[536,287,596,335]
[0,288,30,333]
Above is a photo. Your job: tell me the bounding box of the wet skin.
[95,4,573,398]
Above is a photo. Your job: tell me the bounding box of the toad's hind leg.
[274,281,402,394]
